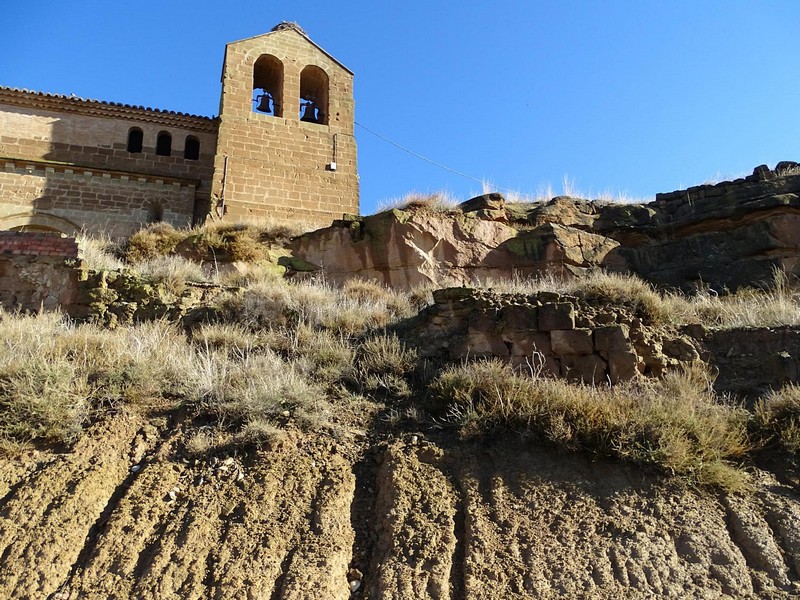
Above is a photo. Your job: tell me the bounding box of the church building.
[0,22,358,238]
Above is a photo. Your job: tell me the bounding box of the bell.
[255,94,272,113]
[300,101,318,123]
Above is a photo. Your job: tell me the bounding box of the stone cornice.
[0,86,219,134]
[2,156,200,189]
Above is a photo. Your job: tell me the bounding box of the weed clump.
[430,359,750,490]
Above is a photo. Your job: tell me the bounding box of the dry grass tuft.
[754,385,800,454]
[124,223,186,263]
[430,359,750,490]
[76,233,124,271]
[375,191,461,214]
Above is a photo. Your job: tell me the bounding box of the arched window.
[184,136,200,160]
[127,128,143,153]
[253,54,284,116]
[156,132,172,157]
[299,65,329,125]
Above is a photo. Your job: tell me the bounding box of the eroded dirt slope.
[1,412,799,599]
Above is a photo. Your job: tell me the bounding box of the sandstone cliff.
[289,162,800,292]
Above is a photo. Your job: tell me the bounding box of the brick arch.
[0,212,80,236]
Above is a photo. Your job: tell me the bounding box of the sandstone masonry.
[0,22,358,238]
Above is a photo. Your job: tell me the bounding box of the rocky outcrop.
[289,163,800,292]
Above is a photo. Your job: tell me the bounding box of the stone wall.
[0,231,84,311]
[0,89,217,237]
[212,25,359,227]
[403,287,700,384]
[0,23,359,237]
[66,270,234,328]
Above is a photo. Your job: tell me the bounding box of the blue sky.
[2,1,799,214]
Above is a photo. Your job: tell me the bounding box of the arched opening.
[146,200,165,224]
[0,212,80,237]
[127,127,144,153]
[184,136,200,160]
[299,65,329,125]
[156,132,172,157]
[253,54,284,116]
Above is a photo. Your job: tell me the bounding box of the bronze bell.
[300,100,318,123]
[255,93,272,113]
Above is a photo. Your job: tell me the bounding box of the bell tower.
[211,22,358,227]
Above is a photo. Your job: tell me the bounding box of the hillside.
[2,165,800,598]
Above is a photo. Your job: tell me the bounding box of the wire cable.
[354,121,519,195]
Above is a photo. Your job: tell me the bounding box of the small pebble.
[130,464,141,473]
[349,580,361,593]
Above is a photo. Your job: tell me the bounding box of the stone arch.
[0,212,80,236]
[253,54,284,116]
[299,65,329,125]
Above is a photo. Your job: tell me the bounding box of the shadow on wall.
[0,103,210,238]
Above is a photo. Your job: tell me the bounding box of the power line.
[354,121,519,195]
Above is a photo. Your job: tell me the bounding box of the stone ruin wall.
[407,288,701,385]
[0,90,216,237]
[405,287,800,395]
[0,231,83,311]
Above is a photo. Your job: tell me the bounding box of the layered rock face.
[289,162,800,292]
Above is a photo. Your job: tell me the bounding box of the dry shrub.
[661,270,800,328]
[430,359,750,490]
[131,255,208,296]
[0,314,193,448]
[124,223,186,263]
[356,334,418,398]
[754,385,800,453]
[226,278,414,335]
[186,348,328,430]
[76,233,124,271]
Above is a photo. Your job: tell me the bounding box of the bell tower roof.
[270,21,307,36]
[225,23,352,75]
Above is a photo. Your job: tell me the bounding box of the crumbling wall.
[0,231,84,311]
[67,270,234,328]
[404,288,700,384]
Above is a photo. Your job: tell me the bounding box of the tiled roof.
[0,86,219,133]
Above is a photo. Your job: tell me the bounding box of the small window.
[184,136,200,160]
[156,132,172,157]
[127,128,143,153]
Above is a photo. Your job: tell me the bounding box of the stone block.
[468,313,499,334]
[551,329,593,356]
[594,324,631,353]
[501,304,539,331]
[464,332,509,357]
[538,302,575,331]
[561,354,608,385]
[607,350,642,383]
[509,332,552,356]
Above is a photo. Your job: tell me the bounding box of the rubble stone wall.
[0,231,83,311]
[404,288,700,384]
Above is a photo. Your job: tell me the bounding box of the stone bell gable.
[0,22,358,238]
[211,22,359,227]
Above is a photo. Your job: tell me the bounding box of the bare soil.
[1,411,800,599]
